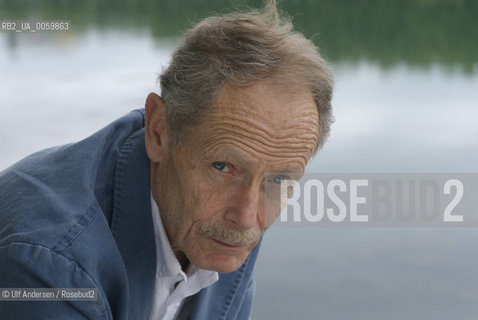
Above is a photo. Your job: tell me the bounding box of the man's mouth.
[198,222,261,247]
[210,238,244,249]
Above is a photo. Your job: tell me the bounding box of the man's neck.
[174,250,190,271]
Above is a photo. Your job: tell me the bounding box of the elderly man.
[0,2,333,319]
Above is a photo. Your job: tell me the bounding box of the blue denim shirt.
[0,109,260,319]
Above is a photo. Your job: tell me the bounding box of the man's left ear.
[145,93,169,163]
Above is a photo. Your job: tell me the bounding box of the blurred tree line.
[1,0,477,73]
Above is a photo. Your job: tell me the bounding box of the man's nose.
[224,183,261,230]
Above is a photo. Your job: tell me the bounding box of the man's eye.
[212,162,230,172]
[272,175,288,184]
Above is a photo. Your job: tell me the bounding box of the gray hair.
[159,0,334,152]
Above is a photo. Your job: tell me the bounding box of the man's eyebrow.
[283,165,304,173]
[205,145,306,172]
[268,166,304,177]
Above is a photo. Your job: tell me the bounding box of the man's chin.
[186,236,257,272]
[191,252,249,273]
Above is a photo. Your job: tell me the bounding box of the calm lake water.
[1,1,477,319]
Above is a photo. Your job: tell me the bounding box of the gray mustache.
[198,222,261,246]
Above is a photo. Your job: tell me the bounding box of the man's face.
[149,81,319,273]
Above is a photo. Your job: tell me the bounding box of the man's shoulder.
[0,109,148,319]
[0,109,146,250]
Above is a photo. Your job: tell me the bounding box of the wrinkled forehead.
[190,81,319,168]
[213,81,318,127]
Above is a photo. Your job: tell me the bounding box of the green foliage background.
[1,0,477,73]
